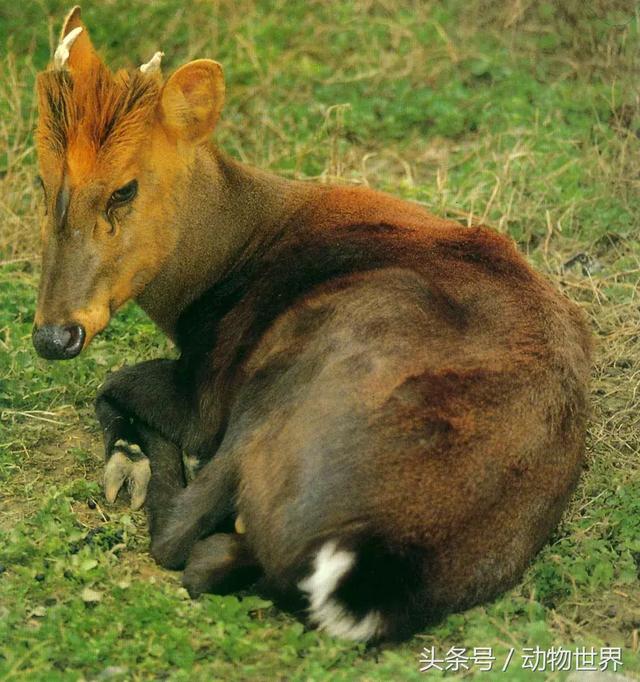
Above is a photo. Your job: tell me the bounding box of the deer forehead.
[37,68,160,175]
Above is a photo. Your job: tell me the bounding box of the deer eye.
[109,180,138,206]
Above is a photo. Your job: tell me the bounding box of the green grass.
[1,1,639,679]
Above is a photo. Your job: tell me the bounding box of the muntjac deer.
[32,7,591,641]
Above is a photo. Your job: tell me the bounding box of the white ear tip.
[140,51,164,75]
[53,26,83,70]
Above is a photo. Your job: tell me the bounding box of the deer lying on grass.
[32,7,591,641]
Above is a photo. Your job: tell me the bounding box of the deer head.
[33,6,225,359]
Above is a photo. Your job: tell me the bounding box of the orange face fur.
[34,6,224,352]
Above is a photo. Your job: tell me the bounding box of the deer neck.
[136,147,315,340]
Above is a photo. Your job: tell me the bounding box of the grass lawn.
[0,1,639,679]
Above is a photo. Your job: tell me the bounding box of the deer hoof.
[104,440,151,510]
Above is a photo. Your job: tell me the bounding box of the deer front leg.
[150,447,239,570]
[135,422,186,538]
[95,359,190,510]
[96,359,240,570]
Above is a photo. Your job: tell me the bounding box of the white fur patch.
[298,540,383,641]
[53,26,83,70]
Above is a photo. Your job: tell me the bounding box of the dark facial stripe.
[55,180,70,232]
[42,71,73,154]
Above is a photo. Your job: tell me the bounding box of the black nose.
[32,324,86,360]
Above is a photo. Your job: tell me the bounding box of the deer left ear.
[55,5,101,75]
[159,59,225,144]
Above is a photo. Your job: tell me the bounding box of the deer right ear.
[159,60,225,144]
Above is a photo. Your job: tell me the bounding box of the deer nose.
[32,323,86,360]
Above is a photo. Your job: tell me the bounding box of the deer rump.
[147,212,591,642]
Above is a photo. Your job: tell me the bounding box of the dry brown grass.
[0,56,40,261]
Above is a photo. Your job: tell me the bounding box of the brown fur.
[34,9,592,640]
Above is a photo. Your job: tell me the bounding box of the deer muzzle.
[32,323,86,360]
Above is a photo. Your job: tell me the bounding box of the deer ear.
[159,60,225,143]
[60,5,83,38]
[56,6,101,75]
